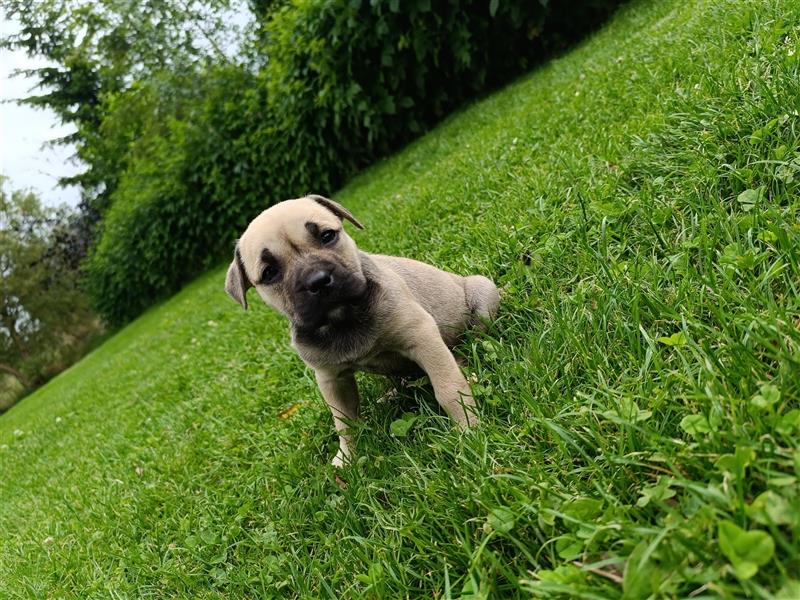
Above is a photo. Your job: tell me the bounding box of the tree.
[0,0,245,219]
[0,178,99,390]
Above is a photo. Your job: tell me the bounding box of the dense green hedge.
[87,0,621,324]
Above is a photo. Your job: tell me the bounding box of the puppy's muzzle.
[303,269,333,294]
[297,263,337,296]
[292,261,368,329]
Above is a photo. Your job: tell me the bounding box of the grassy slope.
[2,0,799,597]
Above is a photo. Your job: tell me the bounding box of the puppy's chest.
[293,335,420,376]
[352,350,421,377]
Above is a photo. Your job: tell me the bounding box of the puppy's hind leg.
[464,275,500,328]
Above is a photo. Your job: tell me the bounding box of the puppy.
[225,195,499,466]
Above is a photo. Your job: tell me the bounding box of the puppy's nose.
[304,269,333,293]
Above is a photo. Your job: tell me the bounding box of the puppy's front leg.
[402,316,478,427]
[315,368,360,467]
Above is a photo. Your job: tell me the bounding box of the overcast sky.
[0,17,82,208]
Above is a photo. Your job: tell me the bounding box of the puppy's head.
[225,195,366,330]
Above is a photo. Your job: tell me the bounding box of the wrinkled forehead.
[238,198,340,266]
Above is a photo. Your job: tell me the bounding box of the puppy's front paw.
[456,411,481,430]
[331,448,349,468]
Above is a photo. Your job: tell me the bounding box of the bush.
[86,67,264,323]
[87,0,622,325]
[262,1,548,173]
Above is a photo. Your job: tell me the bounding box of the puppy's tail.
[465,275,500,328]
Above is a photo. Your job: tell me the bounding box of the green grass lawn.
[2,0,800,596]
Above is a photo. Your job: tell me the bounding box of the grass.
[2,0,800,596]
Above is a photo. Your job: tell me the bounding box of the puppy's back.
[369,254,469,344]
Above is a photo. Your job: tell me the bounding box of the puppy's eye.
[320,229,338,245]
[261,264,280,284]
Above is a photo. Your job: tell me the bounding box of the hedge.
[87,0,622,324]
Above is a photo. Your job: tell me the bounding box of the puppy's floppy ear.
[225,245,252,310]
[308,194,364,230]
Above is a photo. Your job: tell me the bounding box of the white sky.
[0,17,82,208]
